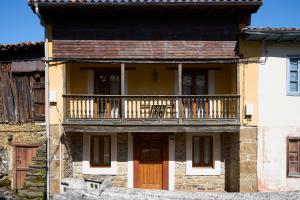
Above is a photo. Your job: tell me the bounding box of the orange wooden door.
[15,146,37,189]
[134,135,168,190]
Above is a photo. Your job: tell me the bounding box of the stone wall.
[174,132,241,192]
[59,132,128,193]
[0,146,9,187]
[0,124,46,189]
[174,133,223,191]
[239,126,258,192]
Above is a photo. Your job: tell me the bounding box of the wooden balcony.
[63,94,240,126]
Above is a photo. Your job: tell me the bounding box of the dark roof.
[28,0,262,6]
[242,27,300,43]
[0,41,44,52]
[0,42,44,62]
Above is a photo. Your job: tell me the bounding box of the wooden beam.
[63,124,241,133]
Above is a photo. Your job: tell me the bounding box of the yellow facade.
[239,38,262,126]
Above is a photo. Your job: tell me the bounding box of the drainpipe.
[34,3,49,200]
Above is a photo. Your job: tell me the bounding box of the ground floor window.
[193,136,213,167]
[186,133,221,176]
[288,138,300,176]
[90,136,111,167]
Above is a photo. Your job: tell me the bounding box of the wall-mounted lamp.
[152,69,158,81]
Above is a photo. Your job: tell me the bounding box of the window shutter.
[288,139,300,176]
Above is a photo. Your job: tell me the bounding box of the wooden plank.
[53,40,237,60]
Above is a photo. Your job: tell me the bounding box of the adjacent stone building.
[0,42,46,196]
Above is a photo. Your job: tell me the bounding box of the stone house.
[243,28,300,191]
[28,0,263,195]
[0,42,46,191]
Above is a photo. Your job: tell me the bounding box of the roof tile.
[0,42,44,51]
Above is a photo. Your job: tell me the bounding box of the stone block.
[240,161,257,174]
[240,143,257,155]
[50,178,60,194]
[240,179,257,192]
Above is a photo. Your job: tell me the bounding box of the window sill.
[186,166,221,176]
[82,161,117,175]
[287,92,300,96]
[287,175,300,178]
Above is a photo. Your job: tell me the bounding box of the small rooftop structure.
[243,27,300,43]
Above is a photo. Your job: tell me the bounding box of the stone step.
[29,165,46,170]
[28,186,46,192]
[25,181,46,187]
[27,171,46,176]
[32,156,46,160]
[18,190,45,199]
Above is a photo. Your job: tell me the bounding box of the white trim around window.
[186,133,221,176]
[82,133,117,175]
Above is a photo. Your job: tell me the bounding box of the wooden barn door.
[134,135,168,190]
[14,146,37,190]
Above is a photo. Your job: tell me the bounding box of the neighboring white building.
[244,28,300,191]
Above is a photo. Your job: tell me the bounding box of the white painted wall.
[258,44,300,191]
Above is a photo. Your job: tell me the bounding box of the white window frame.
[186,133,221,176]
[287,57,300,96]
[82,133,117,175]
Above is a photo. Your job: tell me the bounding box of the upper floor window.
[287,138,300,177]
[183,69,208,95]
[288,58,300,95]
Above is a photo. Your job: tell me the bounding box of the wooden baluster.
[132,98,135,118]
[215,97,218,118]
[213,97,216,118]
[136,98,138,119]
[199,97,202,118]
[100,97,103,118]
[130,98,133,119]
[70,97,74,118]
[76,97,79,118]
[229,97,232,118]
[225,97,228,119]
[187,98,191,118]
[127,98,129,119]
[112,97,115,118]
[232,97,235,118]
[195,98,199,119]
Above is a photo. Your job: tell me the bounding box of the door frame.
[133,134,169,190]
[13,144,38,190]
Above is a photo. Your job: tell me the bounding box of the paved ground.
[53,187,300,200]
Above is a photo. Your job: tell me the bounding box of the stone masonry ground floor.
[49,126,257,193]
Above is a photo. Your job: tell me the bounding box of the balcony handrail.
[63,94,240,98]
[63,94,240,122]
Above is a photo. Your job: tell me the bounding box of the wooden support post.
[178,64,182,123]
[236,62,240,123]
[63,64,67,120]
[121,63,125,123]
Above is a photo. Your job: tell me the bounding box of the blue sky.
[0,0,300,44]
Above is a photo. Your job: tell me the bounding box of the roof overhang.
[28,0,262,7]
[242,28,300,43]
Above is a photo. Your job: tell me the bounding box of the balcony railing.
[63,94,240,124]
